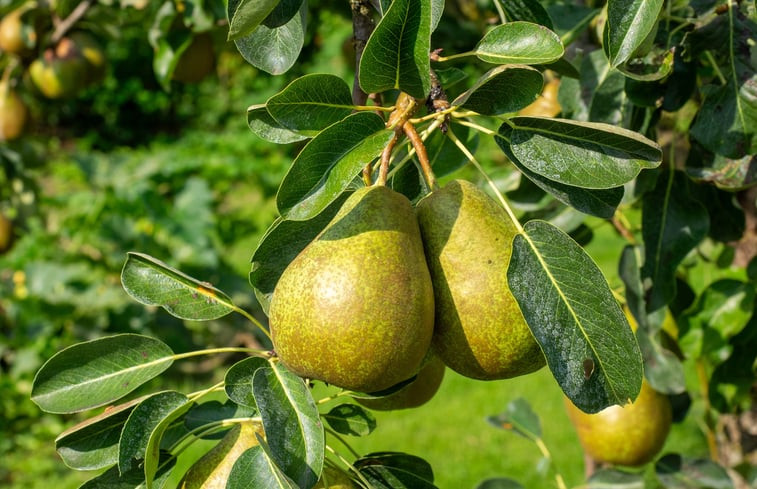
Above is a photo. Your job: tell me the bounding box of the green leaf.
[224,356,269,408]
[474,22,564,65]
[252,362,324,487]
[55,397,143,471]
[143,398,194,489]
[476,478,525,489]
[184,400,255,440]
[603,0,664,67]
[323,404,377,437]
[453,65,543,115]
[250,193,349,312]
[498,117,661,189]
[276,112,393,220]
[508,220,643,413]
[686,141,757,191]
[587,468,644,488]
[496,0,553,29]
[32,334,174,414]
[486,398,541,440]
[79,453,175,489]
[121,252,235,321]
[641,171,709,312]
[227,0,279,40]
[118,391,188,475]
[247,105,308,144]
[355,452,437,489]
[234,1,305,75]
[227,440,298,489]
[266,74,354,136]
[617,47,674,82]
[359,0,431,98]
[655,454,734,489]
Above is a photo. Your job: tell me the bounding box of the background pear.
[564,380,672,466]
[416,179,545,380]
[0,81,27,141]
[269,185,435,393]
[179,421,264,489]
[357,354,445,411]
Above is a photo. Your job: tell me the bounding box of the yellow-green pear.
[179,421,264,489]
[313,466,356,488]
[416,179,545,380]
[357,354,445,411]
[0,213,13,253]
[29,38,89,99]
[269,185,435,393]
[0,81,27,141]
[0,7,36,55]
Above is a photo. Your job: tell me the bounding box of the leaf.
[604,0,664,67]
[276,111,393,220]
[227,0,279,40]
[637,331,686,395]
[266,74,354,136]
[475,22,563,66]
[224,356,269,408]
[655,454,734,489]
[587,468,644,488]
[79,453,175,489]
[234,1,305,75]
[55,397,143,471]
[143,398,194,489]
[355,452,437,489]
[617,47,674,82]
[476,478,525,489]
[118,391,188,475]
[227,440,299,489]
[184,400,255,440]
[252,362,324,488]
[359,0,431,98]
[508,220,643,413]
[686,141,757,191]
[496,0,553,29]
[250,193,349,312]
[641,170,709,312]
[453,65,543,116]
[32,334,174,414]
[247,104,308,144]
[121,252,235,321]
[323,404,377,437]
[498,117,661,189]
[486,398,541,440]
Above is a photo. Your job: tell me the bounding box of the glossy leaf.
[266,74,354,136]
[143,398,194,489]
[355,452,437,489]
[498,117,661,189]
[486,398,541,440]
[655,454,734,489]
[476,478,525,489]
[359,0,431,98]
[224,356,269,408]
[79,454,175,489]
[587,468,644,488]
[118,391,188,475]
[32,334,173,414]
[475,22,563,66]
[184,400,255,440]
[641,171,709,312]
[121,252,234,321]
[323,404,377,437]
[247,105,308,144]
[508,220,643,413]
[276,112,392,220]
[618,47,674,82]
[227,440,298,489]
[497,0,552,29]
[234,1,305,75]
[252,362,324,487]
[227,0,279,40]
[637,331,686,395]
[604,0,663,67]
[453,65,543,115]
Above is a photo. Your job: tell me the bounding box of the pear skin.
[179,421,264,489]
[416,179,545,380]
[269,185,435,393]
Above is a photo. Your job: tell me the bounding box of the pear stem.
[325,444,374,489]
[172,347,272,365]
[376,131,399,186]
[233,305,272,341]
[403,121,438,190]
[384,117,444,181]
[533,437,569,489]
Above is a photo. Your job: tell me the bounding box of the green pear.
[357,354,445,411]
[0,81,27,141]
[313,466,356,488]
[416,179,545,380]
[269,185,435,393]
[179,421,264,489]
[564,380,672,466]
[29,38,89,99]
[0,7,36,56]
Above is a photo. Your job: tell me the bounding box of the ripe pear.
[519,78,561,117]
[179,421,264,489]
[269,185,435,393]
[564,380,672,466]
[0,7,36,55]
[69,32,106,85]
[416,179,545,380]
[0,81,27,141]
[314,466,356,488]
[357,354,445,411]
[29,38,89,99]
[172,32,215,83]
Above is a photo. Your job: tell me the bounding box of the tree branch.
[350,0,375,106]
[51,0,93,44]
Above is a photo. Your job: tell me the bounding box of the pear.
[357,354,445,411]
[564,380,672,466]
[179,421,264,489]
[0,7,36,56]
[172,32,215,84]
[269,185,435,393]
[0,81,27,141]
[416,179,545,380]
[29,38,89,99]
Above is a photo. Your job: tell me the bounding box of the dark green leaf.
[118,391,188,475]
[79,453,175,489]
[355,452,437,489]
[227,0,279,40]
[143,398,194,488]
[641,170,709,312]
[266,74,354,136]
[686,141,757,191]
[486,398,541,440]
[234,1,305,75]
[359,0,431,98]
[453,65,543,115]
[432,67,468,89]
[247,105,308,144]
[227,440,298,489]
[323,404,377,437]
[121,252,235,321]
[508,220,643,413]
[617,47,674,82]
[709,317,757,412]
[252,363,324,488]
[497,0,552,29]
[655,454,734,489]
[476,478,525,489]
[604,0,664,67]
[637,331,686,395]
[32,334,174,414]
[587,468,644,488]
[224,356,269,408]
[184,400,255,440]
[546,3,598,47]
[498,117,661,189]
[619,245,647,329]
[475,22,563,65]
[276,112,393,220]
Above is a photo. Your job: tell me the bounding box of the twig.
[350,0,375,106]
[403,122,437,190]
[51,0,93,44]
